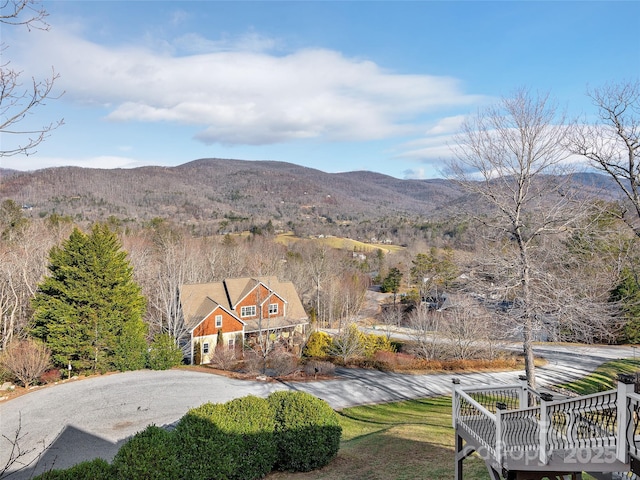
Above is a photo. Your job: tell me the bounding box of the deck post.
[539,392,553,465]
[616,373,635,463]
[455,433,464,480]
[495,401,506,466]
[452,378,461,428]
[518,375,529,408]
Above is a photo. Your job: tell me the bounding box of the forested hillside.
[0,158,620,244]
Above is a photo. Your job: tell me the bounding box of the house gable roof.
[224,276,280,309]
[186,300,244,334]
[180,277,308,333]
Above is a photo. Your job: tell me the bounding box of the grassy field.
[275,232,405,254]
[266,396,490,480]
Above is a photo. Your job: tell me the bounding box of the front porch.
[452,375,640,480]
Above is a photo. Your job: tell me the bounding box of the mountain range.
[0,158,621,235]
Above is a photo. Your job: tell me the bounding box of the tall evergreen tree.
[611,267,640,344]
[381,267,403,305]
[31,224,147,373]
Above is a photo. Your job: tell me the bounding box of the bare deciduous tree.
[328,323,364,363]
[408,303,443,361]
[567,79,640,235]
[448,88,588,388]
[379,303,404,340]
[1,0,63,157]
[0,220,60,348]
[441,297,493,360]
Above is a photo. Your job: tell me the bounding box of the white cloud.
[403,168,427,180]
[396,135,456,162]
[1,155,145,171]
[172,31,279,54]
[14,27,483,147]
[425,115,468,135]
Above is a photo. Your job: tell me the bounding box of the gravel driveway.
[0,343,635,478]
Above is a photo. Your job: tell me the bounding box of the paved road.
[0,343,636,478]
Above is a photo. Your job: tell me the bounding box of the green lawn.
[267,397,490,480]
[561,357,640,395]
[267,356,640,480]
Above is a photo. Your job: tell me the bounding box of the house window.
[268,303,278,315]
[215,315,223,328]
[241,305,256,317]
[228,337,235,349]
[203,342,209,354]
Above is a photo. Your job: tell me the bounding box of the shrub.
[268,349,299,376]
[113,425,181,480]
[193,340,202,365]
[302,331,332,358]
[242,349,263,375]
[303,360,336,377]
[39,368,62,384]
[147,333,183,370]
[209,346,238,371]
[112,425,179,480]
[362,332,395,357]
[112,321,148,372]
[174,396,276,480]
[0,338,51,388]
[373,350,397,367]
[328,324,364,362]
[34,458,114,479]
[268,391,342,472]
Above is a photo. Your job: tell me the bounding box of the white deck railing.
[453,375,639,468]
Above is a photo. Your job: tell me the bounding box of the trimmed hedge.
[33,458,113,479]
[268,390,342,472]
[32,392,341,479]
[111,425,180,480]
[174,395,276,480]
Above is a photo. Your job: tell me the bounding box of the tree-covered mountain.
[0,158,621,238]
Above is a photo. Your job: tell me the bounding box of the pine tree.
[31,224,147,373]
[611,267,640,344]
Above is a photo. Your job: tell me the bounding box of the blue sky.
[2,1,639,179]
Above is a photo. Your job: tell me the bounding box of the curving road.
[0,343,635,478]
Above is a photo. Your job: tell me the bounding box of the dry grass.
[275,232,405,254]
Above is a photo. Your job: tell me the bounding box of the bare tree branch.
[447,88,599,388]
[0,0,63,157]
[567,79,640,235]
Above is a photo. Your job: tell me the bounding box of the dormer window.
[241,305,256,317]
[268,303,278,315]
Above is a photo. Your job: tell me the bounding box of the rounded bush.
[112,425,179,480]
[147,333,183,370]
[302,331,332,358]
[34,458,114,479]
[174,396,276,480]
[268,390,342,472]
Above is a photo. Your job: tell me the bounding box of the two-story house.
[180,276,308,364]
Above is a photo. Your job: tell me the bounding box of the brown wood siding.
[193,308,243,337]
[261,296,285,319]
[235,285,285,320]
